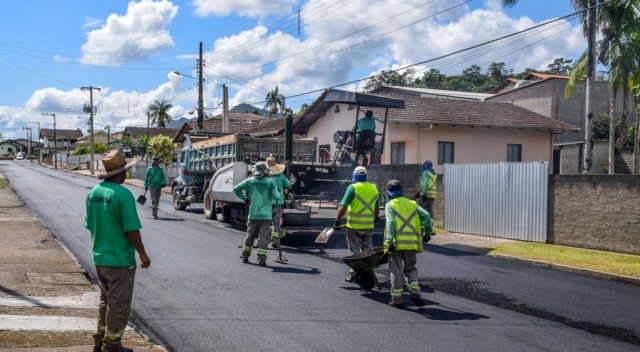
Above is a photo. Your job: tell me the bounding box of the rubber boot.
[257,254,267,267]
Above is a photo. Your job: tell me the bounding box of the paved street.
[2,160,639,352]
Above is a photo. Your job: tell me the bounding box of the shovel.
[315,223,345,244]
[137,189,148,205]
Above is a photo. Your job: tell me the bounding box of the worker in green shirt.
[266,155,291,248]
[354,110,376,165]
[144,157,166,219]
[233,161,281,266]
[335,166,380,281]
[85,150,150,352]
[384,179,431,309]
[417,160,437,219]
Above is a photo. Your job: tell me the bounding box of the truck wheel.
[215,200,231,223]
[173,189,187,211]
[203,190,214,219]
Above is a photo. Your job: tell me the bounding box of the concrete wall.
[548,175,640,255]
[558,141,634,174]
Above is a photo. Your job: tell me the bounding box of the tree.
[72,145,90,156]
[487,62,512,85]
[297,103,310,116]
[264,86,287,118]
[111,135,146,157]
[148,135,175,163]
[415,69,446,89]
[148,100,173,127]
[545,58,574,75]
[504,0,597,173]
[363,69,416,92]
[94,143,107,154]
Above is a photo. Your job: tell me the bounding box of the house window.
[318,144,331,162]
[391,142,405,165]
[437,141,454,165]
[507,144,522,162]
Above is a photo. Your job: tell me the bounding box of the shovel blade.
[136,195,147,205]
[314,227,335,244]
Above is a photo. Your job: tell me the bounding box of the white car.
[15,152,26,160]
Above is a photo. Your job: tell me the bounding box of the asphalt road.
[2,160,639,352]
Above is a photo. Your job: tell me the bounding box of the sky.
[0,0,582,141]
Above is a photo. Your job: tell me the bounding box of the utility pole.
[197,41,204,130]
[22,127,32,158]
[222,84,229,133]
[105,125,110,149]
[42,112,57,169]
[82,86,101,176]
[29,121,40,164]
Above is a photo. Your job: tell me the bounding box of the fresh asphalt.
[2,160,639,352]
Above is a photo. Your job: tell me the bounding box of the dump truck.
[171,133,317,227]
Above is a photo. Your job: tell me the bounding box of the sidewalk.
[0,170,166,351]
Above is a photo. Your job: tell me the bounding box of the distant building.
[39,128,83,163]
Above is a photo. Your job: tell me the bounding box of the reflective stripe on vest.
[390,198,423,252]
[427,172,437,199]
[347,182,378,229]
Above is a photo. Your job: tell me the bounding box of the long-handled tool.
[137,189,148,205]
[275,227,288,264]
[315,223,345,244]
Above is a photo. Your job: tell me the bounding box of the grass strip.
[486,242,640,278]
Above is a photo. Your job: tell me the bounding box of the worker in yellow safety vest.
[384,179,432,309]
[417,160,437,219]
[335,166,380,282]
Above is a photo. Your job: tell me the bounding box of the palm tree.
[564,0,640,173]
[264,86,286,118]
[148,100,173,128]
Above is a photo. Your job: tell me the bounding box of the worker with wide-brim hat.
[265,155,291,248]
[86,149,150,352]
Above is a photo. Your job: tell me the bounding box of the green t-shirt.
[271,173,291,205]
[340,183,380,208]
[85,181,142,267]
[356,117,376,133]
[144,166,166,189]
[233,176,281,220]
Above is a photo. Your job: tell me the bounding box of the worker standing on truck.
[144,157,166,219]
[233,161,281,267]
[335,166,379,281]
[384,179,431,309]
[266,155,290,248]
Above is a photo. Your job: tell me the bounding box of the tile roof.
[39,128,83,139]
[369,95,580,132]
[124,127,180,139]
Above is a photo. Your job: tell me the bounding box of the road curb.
[489,253,640,286]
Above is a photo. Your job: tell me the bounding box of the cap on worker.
[354,166,367,175]
[98,149,137,179]
[387,179,402,191]
[251,161,270,178]
[265,155,285,175]
[365,110,373,118]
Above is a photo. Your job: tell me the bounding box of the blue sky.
[0,0,582,140]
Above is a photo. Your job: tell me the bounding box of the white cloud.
[192,0,297,18]
[82,17,103,28]
[81,0,179,65]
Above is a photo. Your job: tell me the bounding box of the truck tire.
[173,188,187,211]
[215,200,231,223]
[203,190,214,219]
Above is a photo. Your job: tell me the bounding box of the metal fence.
[443,161,548,242]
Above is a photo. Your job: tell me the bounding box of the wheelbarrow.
[342,247,388,291]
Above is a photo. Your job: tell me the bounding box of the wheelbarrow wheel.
[353,269,376,291]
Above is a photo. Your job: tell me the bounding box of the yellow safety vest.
[347,182,379,230]
[427,172,437,199]
[389,197,423,252]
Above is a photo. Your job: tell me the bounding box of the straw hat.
[98,149,137,179]
[265,155,286,175]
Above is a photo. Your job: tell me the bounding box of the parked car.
[15,152,26,160]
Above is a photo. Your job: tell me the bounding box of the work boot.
[389,301,404,309]
[258,255,267,267]
[410,294,426,307]
[240,252,250,263]
[270,240,279,248]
